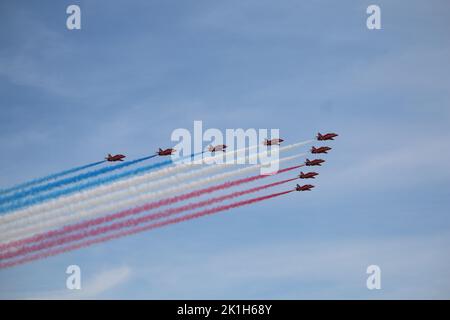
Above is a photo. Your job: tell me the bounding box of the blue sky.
[0,0,449,299]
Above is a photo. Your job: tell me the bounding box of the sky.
[0,0,449,299]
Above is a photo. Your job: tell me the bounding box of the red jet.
[299,171,319,179]
[305,158,325,166]
[157,148,176,156]
[208,144,227,152]
[106,154,126,162]
[311,146,331,154]
[263,138,284,146]
[317,132,338,141]
[296,184,314,191]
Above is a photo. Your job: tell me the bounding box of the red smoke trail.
[0,190,294,269]
[0,164,303,252]
[0,178,297,260]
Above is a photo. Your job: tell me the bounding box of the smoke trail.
[0,153,305,243]
[0,140,311,235]
[0,169,299,250]
[0,140,284,216]
[0,190,293,269]
[0,178,298,258]
[0,154,158,207]
[0,142,271,225]
[0,155,177,214]
[0,160,106,196]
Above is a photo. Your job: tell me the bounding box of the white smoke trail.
[0,152,306,244]
[0,140,311,228]
[0,141,272,225]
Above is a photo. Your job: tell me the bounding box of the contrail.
[2,140,308,226]
[0,160,106,196]
[0,142,271,223]
[0,178,298,258]
[0,153,305,243]
[0,152,306,243]
[0,154,158,209]
[0,140,312,235]
[0,154,212,223]
[0,189,293,269]
[0,140,287,217]
[0,167,301,250]
[0,152,215,214]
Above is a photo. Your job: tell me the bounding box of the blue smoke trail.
[0,151,204,214]
[0,155,157,206]
[0,159,171,214]
[0,160,106,196]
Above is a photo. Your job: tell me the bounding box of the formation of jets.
[106,148,176,161]
[105,132,337,192]
[295,132,337,191]
[106,138,288,161]
[207,138,286,152]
